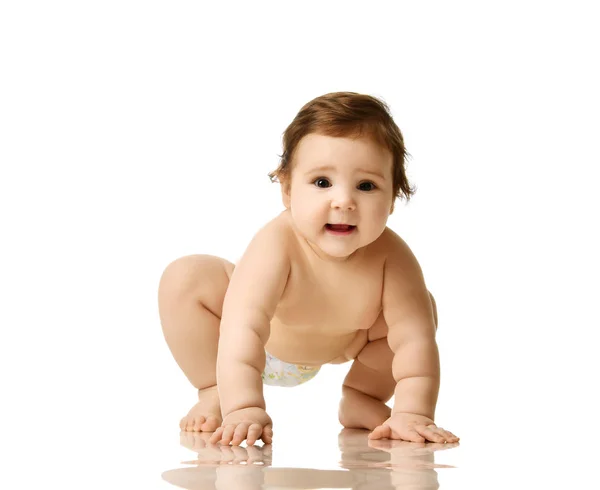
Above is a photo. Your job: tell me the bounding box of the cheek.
[369,204,393,224]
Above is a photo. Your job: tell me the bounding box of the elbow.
[218,320,269,370]
[391,339,440,381]
[221,307,271,344]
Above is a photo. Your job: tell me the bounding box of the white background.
[1,1,599,488]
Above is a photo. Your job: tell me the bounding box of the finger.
[416,425,445,443]
[427,424,459,442]
[434,428,454,442]
[231,422,252,446]
[368,424,391,440]
[261,425,273,444]
[442,430,460,442]
[246,423,263,446]
[444,429,459,439]
[209,427,224,444]
[428,426,459,443]
[220,424,236,445]
[398,426,425,443]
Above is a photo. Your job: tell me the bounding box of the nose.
[331,189,356,211]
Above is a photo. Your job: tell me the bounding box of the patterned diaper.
[261,351,321,387]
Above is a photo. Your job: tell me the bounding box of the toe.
[202,416,220,432]
[193,416,206,432]
[184,417,196,432]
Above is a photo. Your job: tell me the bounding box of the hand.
[209,407,273,446]
[368,412,459,443]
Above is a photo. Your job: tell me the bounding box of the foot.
[180,385,223,432]
[338,385,391,431]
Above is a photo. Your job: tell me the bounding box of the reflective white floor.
[6,356,594,490]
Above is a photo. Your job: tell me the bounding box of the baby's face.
[282,133,394,261]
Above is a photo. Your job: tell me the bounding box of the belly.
[265,320,368,365]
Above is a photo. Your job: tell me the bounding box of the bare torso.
[261,210,392,366]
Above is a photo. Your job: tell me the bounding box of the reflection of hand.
[180,431,272,466]
[369,412,459,443]
[368,438,459,458]
[337,429,453,489]
[209,407,273,446]
[338,429,457,469]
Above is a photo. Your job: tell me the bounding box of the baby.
[158,91,459,447]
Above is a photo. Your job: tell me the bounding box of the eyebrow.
[305,164,385,180]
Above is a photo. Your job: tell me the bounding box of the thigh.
[158,254,235,318]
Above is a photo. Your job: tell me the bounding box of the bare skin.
[158,134,459,446]
[159,211,442,444]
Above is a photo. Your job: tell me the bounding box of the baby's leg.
[339,291,438,430]
[158,254,235,432]
[338,336,395,430]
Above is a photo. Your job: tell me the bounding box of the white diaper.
[261,351,321,387]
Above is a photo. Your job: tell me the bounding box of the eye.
[313,177,331,188]
[359,181,377,192]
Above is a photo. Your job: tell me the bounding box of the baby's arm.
[210,221,291,445]
[382,233,440,420]
[370,232,459,443]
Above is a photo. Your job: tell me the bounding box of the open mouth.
[325,224,356,234]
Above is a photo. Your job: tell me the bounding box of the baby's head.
[268,92,415,260]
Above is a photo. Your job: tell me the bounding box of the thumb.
[368,424,391,440]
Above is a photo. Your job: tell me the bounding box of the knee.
[158,254,231,304]
[357,338,394,372]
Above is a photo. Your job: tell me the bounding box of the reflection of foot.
[180,431,224,464]
[180,385,222,432]
[338,428,373,448]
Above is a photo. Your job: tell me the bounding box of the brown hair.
[268,91,416,206]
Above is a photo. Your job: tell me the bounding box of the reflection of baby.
[163,429,453,489]
[158,91,460,446]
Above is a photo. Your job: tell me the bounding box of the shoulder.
[379,227,423,279]
[235,211,296,270]
[226,212,292,310]
[246,210,292,242]
[232,211,293,268]
[261,210,295,247]
[372,227,412,259]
